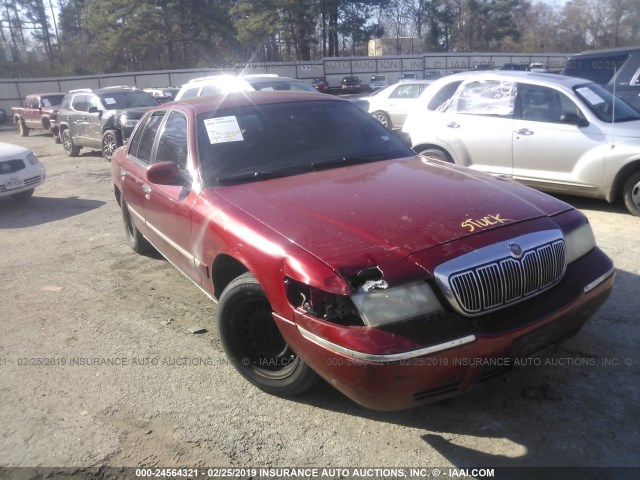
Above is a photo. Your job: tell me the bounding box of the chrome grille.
[434,230,567,317]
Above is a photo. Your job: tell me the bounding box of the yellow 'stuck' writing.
[461,214,511,232]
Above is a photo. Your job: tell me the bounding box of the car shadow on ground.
[552,194,629,215]
[287,268,638,468]
[0,195,105,228]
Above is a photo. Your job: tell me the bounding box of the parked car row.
[8,75,326,162]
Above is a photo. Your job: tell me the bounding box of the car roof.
[172,91,345,115]
[30,92,64,97]
[92,87,145,95]
[447,70,591,87]
[395,79,433,84]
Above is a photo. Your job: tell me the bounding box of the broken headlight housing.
[286,277,443,328]
[350,281,443,327]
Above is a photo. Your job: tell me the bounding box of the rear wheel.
[18,120,29,137]
[372,111,392,130]
[217,272,318,396]
[417,147,453,163]
[121,200,152,254]
[61,129,80,157]
[623,171,640,216]
[102,129,121,161]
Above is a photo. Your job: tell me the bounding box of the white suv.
[403,71,640,215]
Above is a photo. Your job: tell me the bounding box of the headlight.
[26,152,40,165]
[120,114,139,128]
[350,281,443,327]
[565,221,596,263]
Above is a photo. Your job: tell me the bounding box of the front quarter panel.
[191,191,351,316]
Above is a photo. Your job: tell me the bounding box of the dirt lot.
[1,125,639,476]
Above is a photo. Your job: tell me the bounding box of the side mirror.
[88,106,100,114]
[146,162,186,186]
[394,130,413,148]
[560,113,589,127]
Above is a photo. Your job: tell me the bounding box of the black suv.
[57,87,159,160]
[562,47,640,110]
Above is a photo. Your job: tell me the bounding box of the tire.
[102,129,121,162]
[623,171,640,216]
[372,110,392,130]
[217,272,319,396]
[417,147,453,163]
[121,199,152,254]
[61,129,80,157]
[18,120,30,137]
[11,189,34,200]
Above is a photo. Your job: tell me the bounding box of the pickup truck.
[11,93,65,140]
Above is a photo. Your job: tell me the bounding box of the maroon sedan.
[111,92,614,411]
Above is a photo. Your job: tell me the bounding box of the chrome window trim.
[434,229,566,317]
[297,325,476,363]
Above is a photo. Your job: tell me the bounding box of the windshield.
[42,94,65,107]
[98,91,159,110]
[574,83,640,123]
[197,100,413,187]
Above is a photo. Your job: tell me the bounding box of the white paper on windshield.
[104,97,116,105]
[576,87,605,105]
[204,116,244,144]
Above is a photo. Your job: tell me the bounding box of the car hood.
[0,142,29,159]
[116,106,156,119]
[212,156,572,277]
[605,119,640,140]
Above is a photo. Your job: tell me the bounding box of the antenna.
[611,64,616,149]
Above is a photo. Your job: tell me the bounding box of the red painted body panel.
[215,156,572,278]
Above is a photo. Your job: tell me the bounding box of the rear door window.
[448,80,516,117]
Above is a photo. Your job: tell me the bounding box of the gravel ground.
[0,125,639,477]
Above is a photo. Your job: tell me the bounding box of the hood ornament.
[508,242,524,259]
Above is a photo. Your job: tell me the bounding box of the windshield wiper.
[310,154,387,171]
[216,169,293,185]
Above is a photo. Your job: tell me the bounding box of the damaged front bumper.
[274,247,614,411]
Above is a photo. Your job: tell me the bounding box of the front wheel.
[372,111,392,130]
[102,129,121,161]
[18,120,30,137]
[61,129,80,157]
[121,199,152,254]
[623,171,640,216]
[11,189,34,200]
[217,272,319,396]
[417,147,453,163]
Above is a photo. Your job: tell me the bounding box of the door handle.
[447,122,460,128]
[515,128,534,135]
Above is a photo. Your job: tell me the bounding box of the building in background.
[368,38,425,56]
